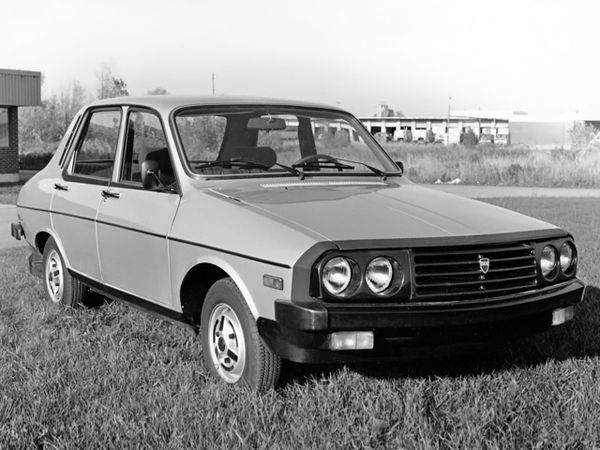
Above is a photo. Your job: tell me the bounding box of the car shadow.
[280,285,600,388]
[81,291,113,308]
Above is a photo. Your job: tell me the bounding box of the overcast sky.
[2,0,599,116]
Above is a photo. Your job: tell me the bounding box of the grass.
[1,198,600,448]
[13,142,600,191]
[382,143,600,188]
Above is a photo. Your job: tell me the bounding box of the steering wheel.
[292,154,336,167]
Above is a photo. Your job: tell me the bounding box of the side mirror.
[141,160,161,190]
[394,160,404,173]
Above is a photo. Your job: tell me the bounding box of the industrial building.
[360,107,585,149]
[0,68,42,182]
[359,115,510,145]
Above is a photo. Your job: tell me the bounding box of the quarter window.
[72,110,121,179]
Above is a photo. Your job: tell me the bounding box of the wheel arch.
[34,229,71,267]
[179,256,259,325]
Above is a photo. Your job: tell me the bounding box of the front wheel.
[42,237,87,307]
[200,278,281,390]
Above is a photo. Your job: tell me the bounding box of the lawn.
[1,198,599,448]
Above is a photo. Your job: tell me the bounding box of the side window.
[120,110,174,187]
[72,110,121,179]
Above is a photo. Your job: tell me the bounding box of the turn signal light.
[329,331,374,350]
[551,306,574,326]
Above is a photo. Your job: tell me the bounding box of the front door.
[52,108,122,280]
[96,108,180,306]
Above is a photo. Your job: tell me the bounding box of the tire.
[42,237,87,308]
[200,278,281,391]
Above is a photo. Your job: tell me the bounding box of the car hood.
[209,179,559,244]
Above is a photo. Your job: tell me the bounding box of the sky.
[2,0,599,117]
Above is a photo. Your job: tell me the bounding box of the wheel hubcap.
[208,303,246,383]
[45,249,64,303]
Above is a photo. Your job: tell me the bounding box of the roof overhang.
[0,68,42,106]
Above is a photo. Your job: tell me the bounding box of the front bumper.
[258,279,585,363]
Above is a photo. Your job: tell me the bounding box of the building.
[0,68,42,182]
[452,110,576,149]
[359,115,510,145]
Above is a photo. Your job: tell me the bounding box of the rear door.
[51,108,122,280]
[96,107,180,306]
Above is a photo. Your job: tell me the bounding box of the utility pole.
[211,73,215,96]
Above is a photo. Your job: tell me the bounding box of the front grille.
[412,242,538,301]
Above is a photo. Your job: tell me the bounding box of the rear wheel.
[42,237,87,307]
[201,278,281,390]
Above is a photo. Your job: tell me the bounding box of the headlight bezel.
[536,238,578,284]
[314,250,411,301]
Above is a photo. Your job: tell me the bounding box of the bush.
[569,121,598,150]
[425,129,435,144]
[19,152,55,170]
[460,128,478,147]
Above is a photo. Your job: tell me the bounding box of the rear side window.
[72,109,121,179]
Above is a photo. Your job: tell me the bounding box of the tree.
[460,128,478,147]
[97,64,129,99]
[569,121,598,149]
[147,87,169,95]
[19,81,90,150]
[425,129,435,144]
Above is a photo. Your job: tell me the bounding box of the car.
[11,95,585,390]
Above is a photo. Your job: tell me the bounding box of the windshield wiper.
[195,159,265,169]
[333,158,393,180]
[194,159,303,177]
[292,155,355,174]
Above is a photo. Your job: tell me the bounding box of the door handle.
[101,189,122,199]
[54,183,69,191]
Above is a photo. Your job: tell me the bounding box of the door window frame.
[109,106,181,195]
[63,106,123,185]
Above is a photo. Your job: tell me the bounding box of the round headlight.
[559,242,575,273]
[322,257,352,295]
[540,245,558,278]
[365,257,394,294]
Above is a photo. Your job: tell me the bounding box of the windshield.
[174,107,399,177]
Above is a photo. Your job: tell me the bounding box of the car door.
[95,107,180,306]
[51,108,122,280]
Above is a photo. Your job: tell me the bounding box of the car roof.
[89,95,348,115]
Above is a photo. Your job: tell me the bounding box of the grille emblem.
[479,256,490,274]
